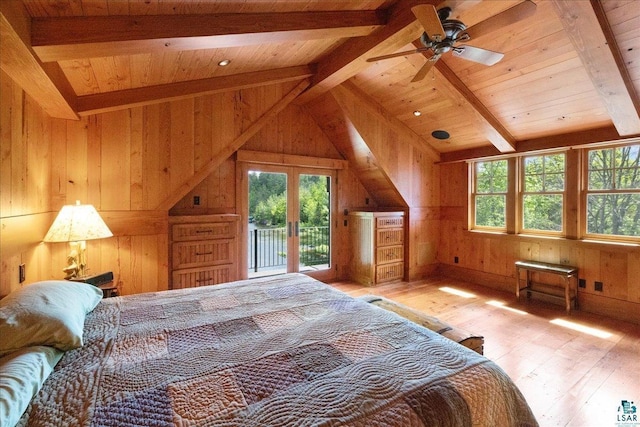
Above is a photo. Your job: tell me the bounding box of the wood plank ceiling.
[2,0,640,162]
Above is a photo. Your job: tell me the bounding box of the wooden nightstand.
[69,272,118,298]
[95,281,118,298]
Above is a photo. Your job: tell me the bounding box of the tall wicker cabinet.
[169,215,239,289]
[349,211,405,286]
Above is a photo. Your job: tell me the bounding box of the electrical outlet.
[594,281,603,292]
[454,256,459,264]
[578,278,586,288]
[19,264,25,283]
[365,198,369,205]
[193,196,200,206]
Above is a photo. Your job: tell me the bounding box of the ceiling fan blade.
[411,4,446,42]
[367,47,429,62]
[453,45,504,66]
[411,54,441,82]
[465,0,537,40]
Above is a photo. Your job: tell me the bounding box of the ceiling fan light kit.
[367,1,537,82]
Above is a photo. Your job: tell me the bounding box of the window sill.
[466,230,640,250]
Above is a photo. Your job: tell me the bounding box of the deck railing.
[248,226,329,272]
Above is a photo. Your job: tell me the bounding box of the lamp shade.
[43,202,113,243]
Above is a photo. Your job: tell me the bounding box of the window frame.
[470,159,509,232]
[581,143,640,243]
[518,153,566,236]
[467,145,640,246]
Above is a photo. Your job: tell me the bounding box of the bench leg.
[564,276,571,314]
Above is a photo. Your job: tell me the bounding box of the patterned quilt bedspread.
[20,274,537,426]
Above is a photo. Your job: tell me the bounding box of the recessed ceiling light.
[431,130,450,140]
[218,59,231,67]
[413,110,422,116]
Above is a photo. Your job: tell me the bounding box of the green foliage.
[300,244,329,266]
[523,195,562,231]
[254,193,287,226]
[522,154,565,231]
[299,175,329,227]
[588,146,640,191]
[476,160,507,193]
[475,195,505,227]
[249,172,329,228]
[587,194,640,236]
[524,154,564,192]
[474,160,507,228]
[249,171,287,226]
[587,145,640,236]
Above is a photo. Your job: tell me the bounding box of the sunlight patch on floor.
[486,300,529,315]
[439,287,476,298]
[550,318,612,339]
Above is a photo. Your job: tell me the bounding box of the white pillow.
[0,281,102,356]
[0,345,63,427]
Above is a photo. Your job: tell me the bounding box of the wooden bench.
[358,295,484,355]
[515,260,578,314]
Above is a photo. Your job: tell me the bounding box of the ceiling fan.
[367,1,537,82]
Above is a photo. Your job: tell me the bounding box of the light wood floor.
[330,276,640,427]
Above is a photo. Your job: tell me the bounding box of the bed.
[1,273,538,426]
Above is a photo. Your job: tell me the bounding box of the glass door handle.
[288,222,292,237]
[295,221,299,237]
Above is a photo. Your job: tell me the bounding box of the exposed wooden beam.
[156,79,310,211]
[430,56,517,153]
[100,210,168,236]
[0,1,78,120]
[332,80,440,162]
[31,11,385,62]
[0,213,52,258]
[439,126,624,163]
[551,0,640,136]
[295,0,435,104]
[589,0,640,120]
[236,150,348,170]
[76,65,313,116]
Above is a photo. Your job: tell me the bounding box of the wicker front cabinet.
[349,211,405,286]
[169,215,239,289]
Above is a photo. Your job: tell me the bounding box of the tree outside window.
[587,144,640,238]
[473,160,508,229]
[522,154,565,232]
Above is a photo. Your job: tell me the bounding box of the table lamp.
[43,201,113,279]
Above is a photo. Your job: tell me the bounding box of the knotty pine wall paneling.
[172,97,377,280]
[1,71,54,294]
[2,69,419,294]
[328,84,441,280]
[239,98,382,280]
[2,70,193,295]
[438,161,640,324]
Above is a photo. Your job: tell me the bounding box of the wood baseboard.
[437,263,640,325]
[437,263,514,293]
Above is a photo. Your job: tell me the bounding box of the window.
[521,154,565,233]
[472,159,508,229]
[586,144,640,239]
